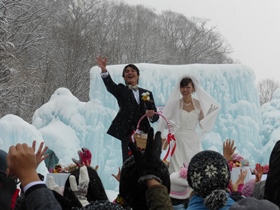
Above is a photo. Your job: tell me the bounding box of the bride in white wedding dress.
[157,76,220,174]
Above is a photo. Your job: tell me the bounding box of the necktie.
[128,85,138,91]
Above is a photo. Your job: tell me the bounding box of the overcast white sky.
[121,0,280,83]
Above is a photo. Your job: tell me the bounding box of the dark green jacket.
[146,185,173,210]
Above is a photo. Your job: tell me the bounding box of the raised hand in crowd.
[223,139,236,161]
[72,148,92,167]
[47,176,61,195]
[69,166,90,207]
[229,169,248,192]
[71,148,99,172]
[7,143,62,210]
[32,140,48,168]
[7,143,40,188]
[255,163,264,183]
[121,127,172,210]
[129,128,165,184]
[112,167,121,182]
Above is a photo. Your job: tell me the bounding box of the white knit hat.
[169,164,190,199]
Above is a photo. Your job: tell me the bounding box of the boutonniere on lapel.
[141,92,150,101]
[141,92,153,102]
[141,92,153,108]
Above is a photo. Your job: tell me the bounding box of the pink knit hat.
[242,178,255,197]
[169,164,190,199]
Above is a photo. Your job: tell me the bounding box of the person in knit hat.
[187,150,235,210]
[229,197,279,210]
[169,163,191,210]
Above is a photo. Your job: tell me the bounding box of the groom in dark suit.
[96,56,159,163]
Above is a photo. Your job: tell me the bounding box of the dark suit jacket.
[16,185,62,210]
[102,74,159,141]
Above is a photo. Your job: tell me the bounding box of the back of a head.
[230,197,279,210]
[169,167,190,200]
[0,150,18,210]
[264,140,280,207]
[187,150,230,209]
[64,166,108,202]
[120,155,170,210]
[0,149,8,177]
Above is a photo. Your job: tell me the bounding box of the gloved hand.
[47,175,61,195]
[72,148,92,167]
[69,166,90,207]
[128,127,163,183]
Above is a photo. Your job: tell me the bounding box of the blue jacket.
[173,203,185,210]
